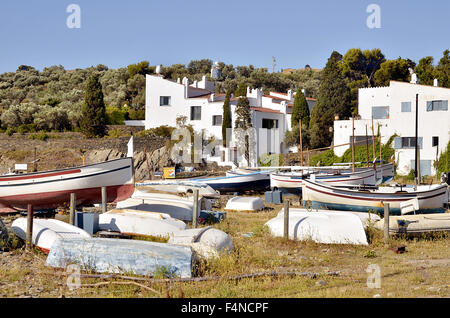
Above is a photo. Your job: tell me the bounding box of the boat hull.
[302,180,448,215]
[0,158,134,210]
[194,171,271,193]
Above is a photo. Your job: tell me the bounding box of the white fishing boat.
[0,158,134,210]
[46,238,193,278]
[115,191,211,221]
[302,179,448,215]
[11,218,91,253]
[98,209,187,238]
[168,226,233,260]
[270,168,376,193]
[191,170,271,193]
[374,213,450,234]
[265,209,369,245]
[136,180,219,198]
[225,196,265,211]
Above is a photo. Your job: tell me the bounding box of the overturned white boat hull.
[374,214,450,234]
[98,209,187,238]
[168,227,233,259]
[265,209,369,245]
[135,180,219,198]
[46,237,193,278]
[225,196,265,211]
[11,218,91,253]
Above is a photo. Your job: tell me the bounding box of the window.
[394,137,423,149]
[426,100,448,111]
[262,119,279,129]
[432,136,439,147]
[212,115,222,126]
[372,106,389,119]
[350,136,375,146]
[401,102,411,112]
[190,106,201,120]
[160,96,171,106]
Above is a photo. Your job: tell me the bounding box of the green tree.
[435,49,450,88]
[291,88,310,128]
[415,56,436,86]
[234,83,247,97]
[222,89,232,146]
[373,58,411,86]
[127,61,153,78]
[80,74,107,138]
[309,51,351,148]
[234,97,253,164]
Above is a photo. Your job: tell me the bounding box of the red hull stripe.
[0,169,81,181]
[306,185,446,202]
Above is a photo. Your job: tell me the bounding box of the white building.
[333,79,450,176]
[140,72,316,167]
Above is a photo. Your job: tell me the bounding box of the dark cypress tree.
[291,88,310,128]
[309,51,351,148]
[234,83,247,97]
[80,74,107,138]
[222,89,232,146]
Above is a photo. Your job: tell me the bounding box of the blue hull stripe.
[208,179,270,192]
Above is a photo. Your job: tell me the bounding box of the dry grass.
[1,204,449,298]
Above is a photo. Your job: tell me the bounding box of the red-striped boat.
[0,158,134,210]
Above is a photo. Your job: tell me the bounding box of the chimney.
[287,89,293,100]
[177,78,181,84]
[433,79,439,87]
[246,86,251,96]
[210,93,215,102]
[182,77,189,98]
[410,73,419,84]
[193,80,198,88]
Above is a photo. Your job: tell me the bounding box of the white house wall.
[333,81,450,176]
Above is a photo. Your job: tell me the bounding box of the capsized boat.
[168,226,233,259]
[270,168,376,193]
[98,209,187,238]
[0,158,134,210]
[190,170,271,193]
[136,180,219,198]
[115,191,213,222]
[265,209,369,245]
[225,196,265,211]
[46,238,193,278]
[11,218,91,253]
[302,179,448,215]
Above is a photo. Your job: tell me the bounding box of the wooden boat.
[270,168,376,193]
[46,237,193,278]
[168,226,233,259]
[265,209,368,245]
[225,196,265,211]
[98,209,187,237]
[11,218,91,253]
[136,180,219,198]
[302,179,448,215]
[0,158,134,210]
[191,170,271,193]
[374,213,450,235]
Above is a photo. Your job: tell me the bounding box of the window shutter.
[426,101,432,111]
[394,137,402,149]
[442,100,448,111]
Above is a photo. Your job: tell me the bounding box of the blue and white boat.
[270,168,377,193]
[190,169,272,193]
[302,179,448,215]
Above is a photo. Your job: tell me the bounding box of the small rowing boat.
[302,179,448,215]
[0,158,134,210]
[11,218,91,253]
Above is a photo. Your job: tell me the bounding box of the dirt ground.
[0,193,449,298]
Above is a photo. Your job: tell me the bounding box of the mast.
[351,116,355,172]
[414,93,419,186]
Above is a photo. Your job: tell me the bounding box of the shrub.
[106,106,128,125]
[5,127,16,136]
[28,131,49,141]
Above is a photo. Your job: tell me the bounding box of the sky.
[0,0,448,73]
